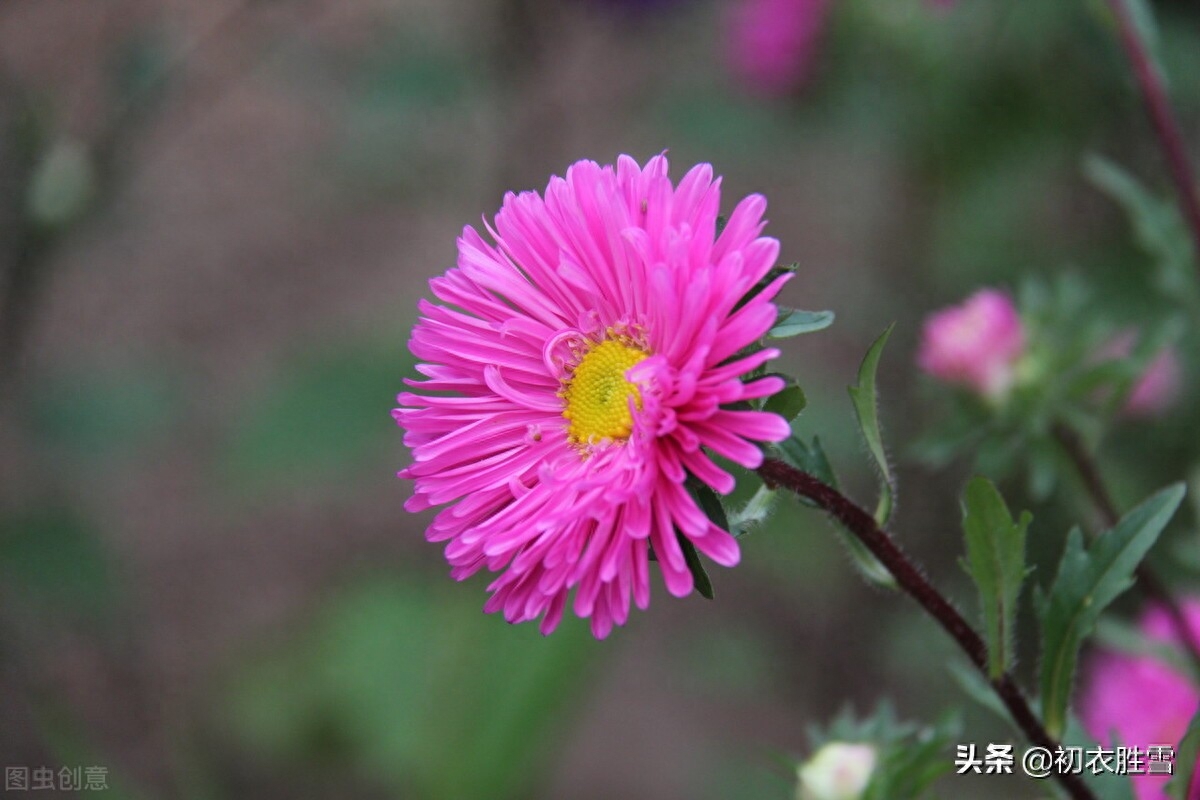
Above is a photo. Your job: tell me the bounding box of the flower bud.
[796,742,877,800]
[1097,331,1182,419]
[725,0,832,97]
[917,289,1025,401]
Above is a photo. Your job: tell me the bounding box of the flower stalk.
[757,457,1098,800]
[1106,0,1200,267]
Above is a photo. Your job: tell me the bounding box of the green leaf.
[961,478,1031,679]
[1168,707,1200,800]
[727,484,778,538]
[773,433,894,589]
[948,660,1012,727]
[1038,484,1186,739]
[679,534,715,600]
[762,382,806,421]
[848,325,896,526]
[768,308,835,338]
[1084,155,1197,307]
[775,434,839,492]
[683,477,726,598]
[733,264,797,312]
[1094,617,1197,682]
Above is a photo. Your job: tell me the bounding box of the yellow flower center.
[562,339,649,444]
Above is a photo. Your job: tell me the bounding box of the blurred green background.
[1,0,1198,797]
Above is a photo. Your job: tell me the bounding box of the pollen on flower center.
[561,338,649,444]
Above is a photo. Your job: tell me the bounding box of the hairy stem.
[757,458,1097,800]
[1051,423,1200,675]
[1106,0,1200,265]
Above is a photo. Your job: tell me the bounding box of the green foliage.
[775,431,895,589]
[960,478,1031,679]
[1085,155,1198,310]
[684,477,727,598]
[1037,484,1185,739]
[222,340,414,493]
[1062,715,1137,800]
[762,381,807,421]
[224,576,597,800]
[775,433,839,492]
[1094,616,1196,682]
[803,704,960,800]
[769,309,835,339]
[0,506,118,618]
[727,484,778,539]
[848,325,896,526]
[25,362,178,461]
[1168,707,1200,800]
[26,138,95,230]
[912,273,1179,499]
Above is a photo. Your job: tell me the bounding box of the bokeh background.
[2,0,1199,797]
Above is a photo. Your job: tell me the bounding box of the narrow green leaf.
[727,484,777,538]
[733,264,797,312]
[834,524,899,591]
[848,325,896,526]
[768,308,835,338]
[773,434,894,589]
[763,383,806,421]
[683,478,725,598]
[1084,155,1197,305]
[962,478,1031,679]
[948,661,1012,728]
[1039,484,1186,739]
[775,434,839,492]
[1168,708,1200,800]
[688,477,730,532]
[678,534,715,600]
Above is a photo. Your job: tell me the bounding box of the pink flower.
[394,155,792,639]
[1098,332,1182,418]
[725,0,832,97]
[1081,601,1200,800]
[916,289,1025,400]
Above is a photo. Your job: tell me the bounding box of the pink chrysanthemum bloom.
[394,154,793,639]
[1081,601,1200,800]
[725,0,832,97]
[916,288,1025,400]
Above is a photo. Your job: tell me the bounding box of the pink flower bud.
[725,0,832,97]
[917,289,1025,400]
[1096,331,1182,418]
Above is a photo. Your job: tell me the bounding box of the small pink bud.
[917,289,1025,400]
[725,0,832,97]
[1096,331,1182,418]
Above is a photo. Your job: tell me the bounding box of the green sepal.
[769,308,835,338]
[763,381,807,421]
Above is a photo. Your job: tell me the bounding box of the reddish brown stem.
[1107,0,1200,265]
[757,458,1097,800]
